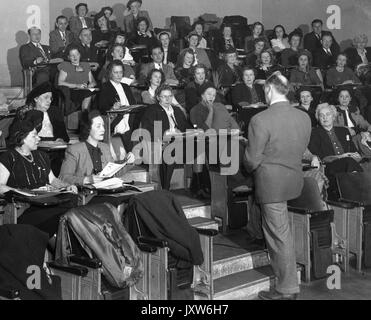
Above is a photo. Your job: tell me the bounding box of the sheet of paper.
[121,77,135,86]
[93,178,124,190]
[99,162,127,179]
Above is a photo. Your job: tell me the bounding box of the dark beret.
[127,0,142,9]
[26,82,53,105]
[75,3,88,11]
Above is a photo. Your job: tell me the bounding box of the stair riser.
[213,253,270,279]
[214,278,273,300]
[184,206,211,220]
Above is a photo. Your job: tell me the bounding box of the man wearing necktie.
[313,33,339,70]
[50,16,74,59]
[19,27,55,86]
[139,45,179,85]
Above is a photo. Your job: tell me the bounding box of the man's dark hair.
[312,19,323,26]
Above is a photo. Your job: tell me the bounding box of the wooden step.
[202,265,274,300]
[212,230,269,279]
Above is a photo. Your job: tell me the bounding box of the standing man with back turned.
[244,72,311,300]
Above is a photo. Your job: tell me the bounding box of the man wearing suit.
[123,0,153,34]
[49,15,74,59]
[245,72,311,300]
[140,85,192,189]
[313,33,339,70]
[304,19,340,56]
[69,3,94,39]
[139,45,179,85]
[19,27,54,86]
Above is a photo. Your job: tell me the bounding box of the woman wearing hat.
[123,0,153,34]
[0,118,77,237]
[216,48,242,88]
[69,3,94,39]
[290,50,322,89]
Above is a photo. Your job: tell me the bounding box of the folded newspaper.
[99,162,127,179]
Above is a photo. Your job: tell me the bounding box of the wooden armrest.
[48,262,89,277]
[0,287,20,299]
[326,200,356,209]
[138,236,168,248]
[69,255,102,269]
[195,228,218,237]
[138,244,157,253]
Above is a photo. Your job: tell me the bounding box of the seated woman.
[344,34,371,72]
[255,50,282,85]
[158,31,179,68]
[244,22,270,53]
[174,49,195,86]
[0,118,77,237]
[98,44,136,83]
[281,29,304,67]
[59,110,134,186]
[308,103,363,198]
[127,17,157,62]
[333,88,371,157]
[231,66,266,108]
[216,48,242,88]
[270,25,290,54]
[214,24,241,57]
[296,87,317,127]
[190,83,250,191]
[185,64,222,113]
[178,32,212,70]
[192,20,208,49]
[141,69,185,115]
[92,10,115,51]
[326,53,361,87]
[140,85,192,190]
[112,32,136,66]
[99,60,137,153]
[290,50,322,89]
[245,38,266,68]
[102,6,119,31]
[58,46,97,113]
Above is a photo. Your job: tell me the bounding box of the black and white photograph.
[0,0,371,308]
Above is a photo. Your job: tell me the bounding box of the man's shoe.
[258,289,298,300]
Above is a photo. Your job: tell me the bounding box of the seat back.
[288,177,325,213]
[336,172,371,206]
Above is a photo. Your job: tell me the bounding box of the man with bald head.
[245,72,311,300]
[19,27,54,86]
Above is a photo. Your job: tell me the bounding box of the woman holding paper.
[99,60,137,153]
[59,110,134,186]
[0,118,77,237]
